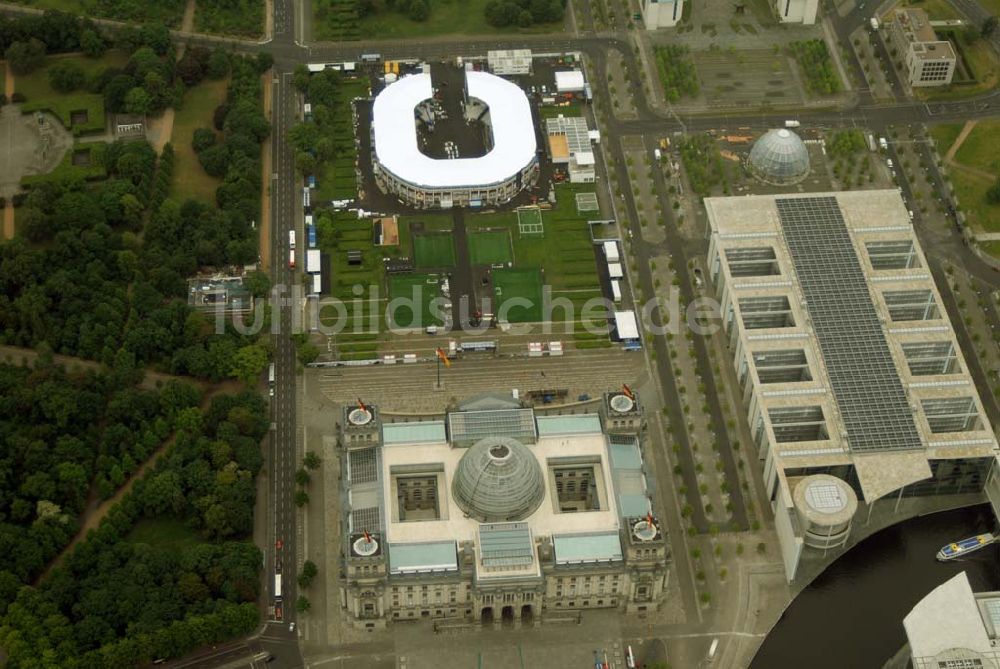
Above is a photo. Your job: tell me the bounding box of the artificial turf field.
[468,230,513,265]
[413,233,456,268]
[387,273,444,328]
[493,267,544,323]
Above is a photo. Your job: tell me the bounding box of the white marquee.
[372,71,537,190]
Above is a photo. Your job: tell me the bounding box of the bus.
[288,250,296,269]
[274,573,282,600]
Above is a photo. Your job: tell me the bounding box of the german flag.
[622,383,634,400]
[436,348,451,367]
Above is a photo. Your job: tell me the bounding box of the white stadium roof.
[372,71,537,190]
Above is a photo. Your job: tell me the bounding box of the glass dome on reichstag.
[452,436,544,522]
[748,128,810,185]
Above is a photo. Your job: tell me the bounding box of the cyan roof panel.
[536,414,603,436]
[383,421,447,445]
[618,493,650,518]
[388,541,458,574]
[553,532,623,565]
[609,439,643,469]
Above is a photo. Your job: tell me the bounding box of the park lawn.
[16,51,128,136]
[493,267,544,323]
[930,123,964,154]
[954,120,1000,174]
[22,142,107,187]
[317,212,385,333]
[981,240,1000,259]
[194,0,265,37]
[170,78,230,203]
[468,230,513,264]
[6,0,185,25]
[127,518,203,550]
[413,233,457,268]
[388,273,444,329]
[951,167,1000,232]
[315,76,368,203]
[316,0,563,40]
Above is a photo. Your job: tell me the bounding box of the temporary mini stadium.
[371,69,539,209]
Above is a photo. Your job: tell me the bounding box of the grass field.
[171,78,229,203]
[16,52,129,136]
[315,0,563,41]
[413,233,456,268]
[6,0,185,26]
[22,143,107,187]
[981,240,1000,260]
[315,77,369,203]
[936,120,1000,233]
[194,0,265,37]
[930,123,963,154]
[955,122,1000,173]
[317,211,385,335]
[468,230,512,264]
[493,267,544,323]
[388,273,444,329]
[127,518,202,550]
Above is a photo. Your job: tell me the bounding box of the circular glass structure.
[748,129,810,185]
[451,436,544,522]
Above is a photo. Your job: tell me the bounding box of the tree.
[80,29,106,58]
[6,39,46,76]
[244,270,271,297]
[124,87,153,115]
[206,49,231,79]
[295,595,311,614]
[294,490,309,507]
[295,468,310,486]
[192,127,217,153]
[303,451,322,470]
[198,144,231,177]
[292,63,311,92]
[229,344,269,385]
[983,16,999,39]
[987,176,1000,205]
[297,560,317,588]
[408,0,430,20]
[49,61,85,93]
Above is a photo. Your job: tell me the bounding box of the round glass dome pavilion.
[748,129,810,185]
[451,436,545,522]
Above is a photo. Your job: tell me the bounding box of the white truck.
[288,230,296,249]
[784,120,801,128]
[870,16,880,31]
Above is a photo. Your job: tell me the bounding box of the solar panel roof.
[775,196,922,452]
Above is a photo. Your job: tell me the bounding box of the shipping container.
[611,280,622,303]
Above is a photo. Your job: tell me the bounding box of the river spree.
[752,504,999,668]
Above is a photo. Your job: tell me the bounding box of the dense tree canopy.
[0,390,268,668]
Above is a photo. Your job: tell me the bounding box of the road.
[260,0,304,666]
